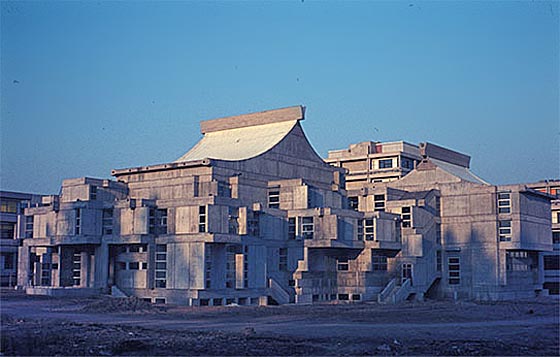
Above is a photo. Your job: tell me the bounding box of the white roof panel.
[175,120,297,162]
[431,158,489,185]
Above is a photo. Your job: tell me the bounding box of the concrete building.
[526,180,559,296]
[0,191,43,287]
[15,106,555,304]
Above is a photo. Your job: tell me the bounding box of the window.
[499,220,512,242]
[497,192,511,214]
[25,216,34,238]
[337,257,349,271]
[338,293,349,301]
[435,196,441,215]
[506,251,530,271]
[378,159,393,169]
[157,209,168,235]
[141,262,148,270]
[301,217,314,239]
[374,194,385,212]
[217,181,230,197]
[41,262,51,286]
[357,219,363,240]
[154,244,167,288]
[198,206,206,233]
[288,217,296,239]
[401,157,414,169]
[1,223,15,240]
[436,223,442,245]
[364,219,374,241]
[553,231,560,244]
[73,253,81,286]
[75,209,81,235]
[248,211,260,237]
[0,200,18,213]
[372,254,387,271]
[243,246,248,288]
[279,248,288,271]
[448,257,460,285]
[89,186,97,200]
[2,253,14,269]
[205,245,212,288]
[544,256,559,271]
[348,197,359,211]
[102,208,113,235]
[268,189,280,209]
[401,207,411,228]
[228,207,238,235]
[128,262,139,270]
[436,251,442,272]
[226,245,237,288]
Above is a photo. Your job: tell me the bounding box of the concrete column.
[94,244,109,289]
[16,245,30,287]
[81,251,89,287]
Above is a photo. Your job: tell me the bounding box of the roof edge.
[200,105,305,134]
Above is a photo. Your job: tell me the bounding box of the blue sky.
[1,1,558,194]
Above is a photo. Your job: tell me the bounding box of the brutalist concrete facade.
[15,106,555,304]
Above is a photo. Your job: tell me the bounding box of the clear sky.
[1,0,559,194]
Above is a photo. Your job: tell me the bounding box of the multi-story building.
[15,106,555,304]
[526,180,559,296]
[0,191,43,287]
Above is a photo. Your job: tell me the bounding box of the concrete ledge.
[26,287,103,297]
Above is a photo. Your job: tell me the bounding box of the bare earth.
[1,290,558,356]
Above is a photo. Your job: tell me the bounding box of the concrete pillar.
[81,251,89,287]
[16,245,30,287]
[94,244,109,289]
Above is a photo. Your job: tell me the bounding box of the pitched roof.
[175,106,304,162]
[430,158,489,185]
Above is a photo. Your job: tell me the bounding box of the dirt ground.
[1,290,558,356]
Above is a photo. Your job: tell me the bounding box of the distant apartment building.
[14,106,555,304]
[0,191,43,287]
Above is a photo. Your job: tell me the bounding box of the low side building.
[0,191,43,287]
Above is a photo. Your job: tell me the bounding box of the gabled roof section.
[175,106,305,162]
[429,158,489,185]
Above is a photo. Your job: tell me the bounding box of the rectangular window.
[288,217,296,239]
[157,209,168,235]
[552,231,560,244]
[102,208,113,235]
[154,244,167,288]
[378,159,393,169]
[436,223,442,245]
[128,262,140,270]
[436,250,442,272]
[148,208,156,234]
[73,252,81,286]
[401,207,411,228]
[198,206,206,233]
[337,257,349,271]
[435,196,441,215]
[268,189,280,209]
[75,209,81,235]
[0,200,18,213]
[89,185,97,200]
[348,197,359,211]
[497,192,511,214]
[2,253,14,269]
[248,211,260,237]
[364,218,374,241]
[1,223,15,240]
[448,257,460,285]
[301,217,314,239]
[228,207,239,235]
[205,245,212,288]
[506,251,530,271]
[544,256,559,271]
[279,248,288,271]
[357,219,363,241]
[225,245,238,289]
[372,254,387,271]
[25,216,34,238]
[499,220,512,242]
[243,246,248,288]
[401,157,414,169]
[374,194,385,212]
